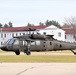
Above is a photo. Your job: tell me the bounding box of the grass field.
[0,55,76,63]
[0,50,76,63]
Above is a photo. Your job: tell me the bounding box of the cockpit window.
[5,38,15,45]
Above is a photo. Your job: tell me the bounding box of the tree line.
[28,17,76,29]
[27,20,60,27]
[0,17,76,28]
[0,22,13,28]
[0,20,60,28]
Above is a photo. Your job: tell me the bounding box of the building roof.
[0,26,48,32]
[0,25,76,34]
[63,29,76,34]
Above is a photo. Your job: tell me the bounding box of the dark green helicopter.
[0,28,76,55]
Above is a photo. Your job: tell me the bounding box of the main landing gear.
[24,40,31,55]
[26,50,31,55]
[15,50,20,55]
[24,49,31,55]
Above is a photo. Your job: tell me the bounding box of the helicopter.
[0,32,76,55]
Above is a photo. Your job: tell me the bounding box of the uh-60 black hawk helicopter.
[0,28,76,55]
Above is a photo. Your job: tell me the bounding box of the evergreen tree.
[39,22,44,26]
[8,22,13,27]
[4,24,9,28]
[45,20,60,27]
[0,23,3,28]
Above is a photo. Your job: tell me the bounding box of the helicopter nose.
[0,45,8,51]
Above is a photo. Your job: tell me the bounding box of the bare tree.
[63,17,76,28]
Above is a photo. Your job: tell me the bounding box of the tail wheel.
[15,50,20,55]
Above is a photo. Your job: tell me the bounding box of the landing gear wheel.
[15,50,20,55]
[26,51,31,55]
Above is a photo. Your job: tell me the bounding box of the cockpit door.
[13,39,19,50]
[6,39,15,50]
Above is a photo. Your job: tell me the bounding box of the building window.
[65,35,67,39]
[12,33,14,37]
[23,33,25,35]
[16,33,18,36]
[1,42,3,45]
[58,32,61,37]
[1,34,3,38]
[20,33,21,35]
[73,35,76,39]
[4,34,6,38]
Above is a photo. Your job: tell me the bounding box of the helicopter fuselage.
[1,37,76,55]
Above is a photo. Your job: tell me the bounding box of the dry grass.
[0,50,76,63]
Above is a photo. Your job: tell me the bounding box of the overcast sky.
[0,0,76,27]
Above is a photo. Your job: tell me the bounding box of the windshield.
[5,38,16,45]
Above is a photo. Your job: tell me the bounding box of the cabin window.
[60,44,62,48]
[50,42,52,45]
[31,41,35,45]
[21,41,27,46]
[36,41,40,45]
[43,45,45,47]
[43,42,46,43]
[22,41,25,46]
[14,40,19,45]
[58,32,61,37]
[25,41,27,45]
